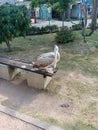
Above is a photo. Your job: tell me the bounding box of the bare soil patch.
[0,70,98,129]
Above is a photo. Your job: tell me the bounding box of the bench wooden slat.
[0,57,53,77]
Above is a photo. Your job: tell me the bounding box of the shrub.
[49,25,59,32]
[27,25,59,35]
[55,26,75,44]
[44,25,50,33]
[27,26,40,35]
[43,25,59,33]
[72,23,82,30]
[40,26,47,34]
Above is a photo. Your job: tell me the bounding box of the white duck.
[33,45,60,73]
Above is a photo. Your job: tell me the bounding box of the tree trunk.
[67,8,71,20]
[82,18,86,43]
[81,2,88,43]
[6,40,12,52]
[62,12,65,27]
[88,0,97,36]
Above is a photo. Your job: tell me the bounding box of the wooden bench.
[0,56,57,89]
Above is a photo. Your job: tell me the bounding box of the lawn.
[0,31,98,130]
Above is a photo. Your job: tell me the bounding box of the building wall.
[0,0,15,4]
[0,0,24,5]
[71,0,93,19]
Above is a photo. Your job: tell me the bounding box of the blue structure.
[40,4,52,20]
[80,0,92,5]
[87,0,92,5]
[80,0,92,6]
[71,0,92,19]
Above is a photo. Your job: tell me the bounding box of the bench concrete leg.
[0,64,11,80]
[9,68,22,80]
[26,72,52,89]
[0,64,20,80]
[44,76,52,89]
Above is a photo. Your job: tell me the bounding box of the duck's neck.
[54,50,58,68]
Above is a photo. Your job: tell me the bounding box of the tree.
[0,4,31,51]
[30,0,46,9]
[80,0,98,42]
[80,0,88,42]
[52,0,71,26]
[88,0,98,35]
[58,0,71,26]
[30,0,57,9]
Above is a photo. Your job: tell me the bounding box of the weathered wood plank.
[0,56,53,77]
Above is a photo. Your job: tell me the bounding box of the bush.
[27,25,59,35]
[40,26,47,34]
[27,26,39,35]
[50,25,59,32]
[55,26,75,44]
[43,25,50,33]
[43,25,59,33]
[72,23,82,30]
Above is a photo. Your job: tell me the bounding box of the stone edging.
[0,104,64,130]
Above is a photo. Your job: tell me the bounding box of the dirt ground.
[0,76,70,120]
[0,70,98,129]
[0,73,72,123]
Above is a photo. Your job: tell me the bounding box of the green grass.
[0,31,98,130]
[0,31,98,76]
[20,108,98,130]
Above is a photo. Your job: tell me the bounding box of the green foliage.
[30,0,46,9]
[27,25,59,35]
[30,0,58,9]
[0,4,31,44]
[53,0,70,14]
[55,26,75,44]
[28,26,40,34]
[49,25,59,32]
[59,0,70,13]
[52,2,61,13]
[52,0,71,21]
[72,23,82,30]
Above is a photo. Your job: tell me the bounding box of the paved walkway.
[32,19,79,27]
[0,111,42,130]
[31,19,94,28]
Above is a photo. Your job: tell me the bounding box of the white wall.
[0,0,24,5]
[0,0,15,4]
